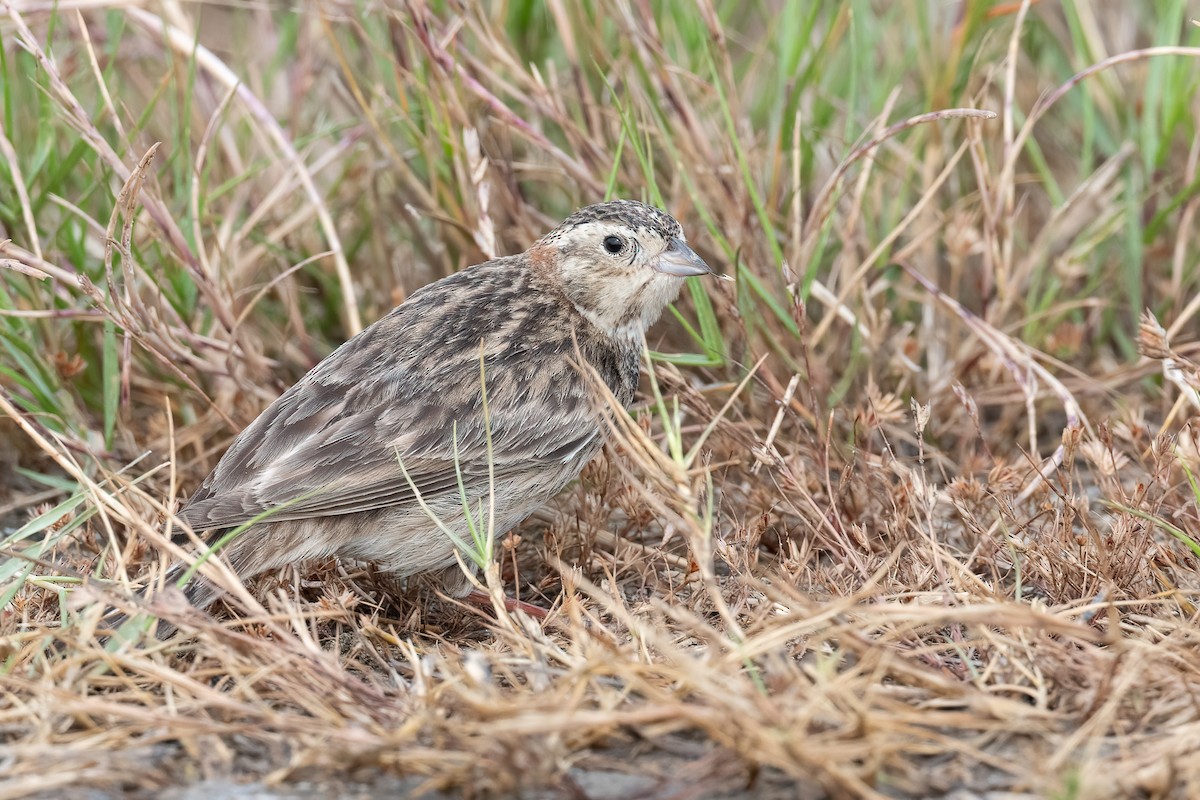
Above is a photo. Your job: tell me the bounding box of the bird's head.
[531,200,714,341]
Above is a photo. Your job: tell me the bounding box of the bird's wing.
[179,383,602,532]
[177,262,617,536]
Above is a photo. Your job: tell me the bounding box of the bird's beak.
[653,238,714,277]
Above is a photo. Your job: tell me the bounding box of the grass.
[2,1,1200,797]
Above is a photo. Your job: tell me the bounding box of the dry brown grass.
[3,2,1200,798]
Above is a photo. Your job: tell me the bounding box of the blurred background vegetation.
[2,1,1197,465]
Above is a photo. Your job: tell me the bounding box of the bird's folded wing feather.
[174,259,623,539]
[178,372,601,533]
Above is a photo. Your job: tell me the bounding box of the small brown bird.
[157,200,713,623]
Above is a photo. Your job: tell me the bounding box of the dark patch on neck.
[577,334,640,406]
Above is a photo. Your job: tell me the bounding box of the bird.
[138,199,714,632]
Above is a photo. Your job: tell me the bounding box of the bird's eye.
[602,235,625,254]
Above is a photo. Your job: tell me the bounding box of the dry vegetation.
[2,1,1200,798]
